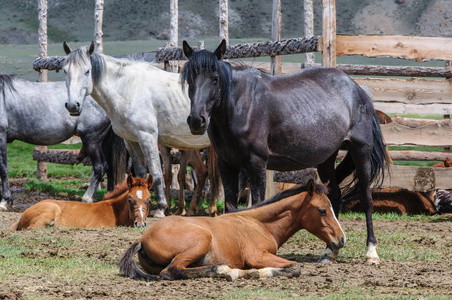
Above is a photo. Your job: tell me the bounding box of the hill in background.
[0,0,451,45]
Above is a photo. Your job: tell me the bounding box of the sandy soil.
[0,179,451,299]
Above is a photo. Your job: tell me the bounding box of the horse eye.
[85,69,90,76]
[212,77,218,84]
[319,208,327,216]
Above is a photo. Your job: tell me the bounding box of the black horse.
[181,40,390,264]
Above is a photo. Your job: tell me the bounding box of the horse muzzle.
[187,115,208,135]
[134,221,147,228]
[331,235,346,250]
[65,101,81,116]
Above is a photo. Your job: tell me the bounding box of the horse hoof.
[81,196,93,203]
[153,209,166,218]
[0,201,8,211]
[317,256,333,264]
[187,209,197,216]
[365,257,380,265]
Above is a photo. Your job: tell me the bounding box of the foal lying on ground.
[119,179,345,281]
[11,174,153,230]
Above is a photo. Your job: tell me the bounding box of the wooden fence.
[32,0,452,192]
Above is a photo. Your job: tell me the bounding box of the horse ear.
[307,179,316,196]
[127,173,134,188]
[88,41,95,56]
[145,174,153,190]
[183,40,194,59]
[63,41,72,55]
[214,39,227,60]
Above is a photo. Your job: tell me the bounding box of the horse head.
[126,173,153,228]
[181,40,227,135]
[62,41,95,116]
[300,180,346,251]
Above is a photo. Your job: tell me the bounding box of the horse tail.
[103,126,128,191]
[337,86,391,199]
[10,220,19,230]
[119,242,160,281]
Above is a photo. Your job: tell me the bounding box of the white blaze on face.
[138,205,144,221]
[136,190,143,199]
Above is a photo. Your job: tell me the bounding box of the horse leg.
[176,151,187,216]
[316,152,343,263]
[245,252,301,279]
[246,154,267,205]
[159,146,173,214]
[80,138,106,203]
[0,133,12,210]
[218,159,240,212]
[137,133,167,218]
[351,150,379,264]
[206,147,221,216]
[187,150,208,216]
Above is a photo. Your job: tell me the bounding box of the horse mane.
[67,46,153,86]
[103,176,150,200]
[228,182,328,213]
[104,179,128,200]
[0,74,17,99]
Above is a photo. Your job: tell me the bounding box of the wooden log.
[337,150,452,161]
[33,148,91,166]
[391,116,452,128]
[374,102,452,116]
[155,36,320,62]
[303,63,452,78]
[303,0,315,65]
[37,0,48,182]
[94,0,104,54]
[381,122,452,147]
[336,35,452,62]
[219,0,228,43]
[273,168,317,184]
[354,77,452,105]
[380,165,452,191]
[322,0,336,67]
[270,0,282,76]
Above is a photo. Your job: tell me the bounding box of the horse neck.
[90,55,127,116]
[107,190,133,226]
[249,196,307,247]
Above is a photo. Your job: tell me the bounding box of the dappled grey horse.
[0,74,126,210]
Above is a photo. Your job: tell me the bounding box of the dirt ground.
[1,179,451,300]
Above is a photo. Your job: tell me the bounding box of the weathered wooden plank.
[337,150,452,162]
[336,35,452,62]
[380,165,452,191]
[354,77,452,105]
[373,102,452,116]
[380,122,452,147]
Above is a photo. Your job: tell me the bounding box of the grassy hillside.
[1,0,449,46]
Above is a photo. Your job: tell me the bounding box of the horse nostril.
[187,116,191,125]
[200,116,206,125]
[65,103,69,109]
[341,236,346,245]
[134,221,138,228]
[76,102,80,108]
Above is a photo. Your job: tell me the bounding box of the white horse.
[62,42,211,218]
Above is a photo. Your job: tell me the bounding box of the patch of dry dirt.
[1,179,451,299]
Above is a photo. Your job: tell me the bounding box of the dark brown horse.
[11,174,153,230]
[180,40,390,264]
[119,180,345,281]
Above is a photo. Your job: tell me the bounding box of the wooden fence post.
[37,0,48,182]
[304,0,315,65]
[219,0,229,44]
[322,0,336,67]
[94,0,104,54]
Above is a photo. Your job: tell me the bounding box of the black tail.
[336,87,391,199]
[119,242,160,281]
[102,126,128,191]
